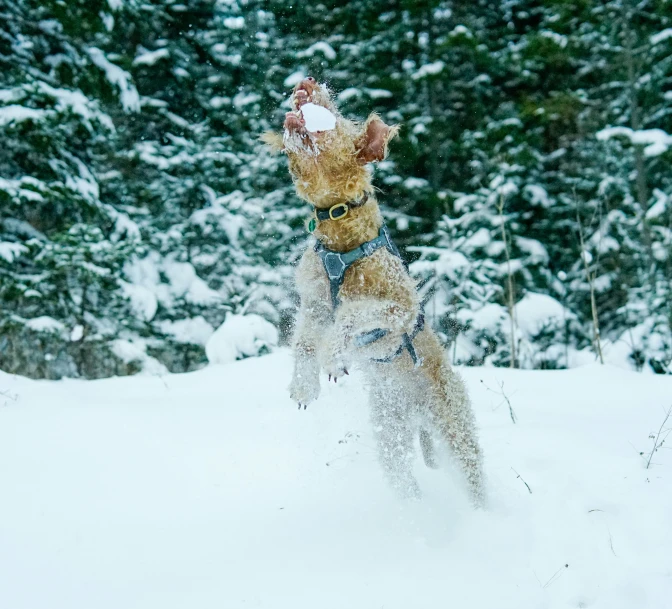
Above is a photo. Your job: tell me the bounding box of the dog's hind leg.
[419,428,439,469]
[430,368,485,506]
[370,384,420,499]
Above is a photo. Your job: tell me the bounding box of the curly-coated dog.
[263,78,484,505]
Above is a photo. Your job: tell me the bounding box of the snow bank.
[205,314,278,364]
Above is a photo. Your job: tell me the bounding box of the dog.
[263,78,484,504]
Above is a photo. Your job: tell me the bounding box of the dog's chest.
[298,247,409,309]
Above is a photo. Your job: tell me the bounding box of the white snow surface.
[205,314,278,364]
[300,102,336,132]
[0,354,670,609]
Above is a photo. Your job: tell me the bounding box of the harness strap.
[371,310,425,367]
[314,224,425,367]
[314,225,398,309]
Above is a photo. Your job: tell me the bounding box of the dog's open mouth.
[294,86,312,109]
[292,77,317,110]
[284,77,336,139]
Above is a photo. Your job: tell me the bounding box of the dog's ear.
[260,131,284,152]
[356,114,399,164]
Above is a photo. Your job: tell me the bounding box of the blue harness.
[314,225,425,365]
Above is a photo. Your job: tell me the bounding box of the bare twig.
[511,467,532,494]
[543,564,569,589]
[482,379,517,423]
[608,525,617,556]
[574,195,604,364]
[645,405,672,469]
[0,389,19,406]
[588,509,618,556]
[497,191,517,368]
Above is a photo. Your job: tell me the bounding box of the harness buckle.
[322,252,347,280]
[328,203,349,220]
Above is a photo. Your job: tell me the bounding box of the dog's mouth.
[284,77,336,139]
[292,77,318,110]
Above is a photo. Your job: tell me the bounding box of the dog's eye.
[307,77,315,82]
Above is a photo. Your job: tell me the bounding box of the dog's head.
[262,78,399,208]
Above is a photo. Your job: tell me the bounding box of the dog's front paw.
[322,358,350,383]
[289,372,321,410]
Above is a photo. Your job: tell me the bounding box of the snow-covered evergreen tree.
[0,0,146,378]
[1,0,670,377]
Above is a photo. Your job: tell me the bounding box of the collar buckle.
[328,202,349,221]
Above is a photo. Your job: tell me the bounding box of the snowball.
[300,103,336,132]
[205,314,278,365]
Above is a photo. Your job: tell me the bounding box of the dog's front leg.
[318,317,353,382]
[289,305,325,408]
[320,298,417,377]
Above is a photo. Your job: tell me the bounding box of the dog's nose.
[294,77,317,95]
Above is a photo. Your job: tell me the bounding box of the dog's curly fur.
[263,78,485,504]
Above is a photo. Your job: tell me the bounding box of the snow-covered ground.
[1,352,671,609]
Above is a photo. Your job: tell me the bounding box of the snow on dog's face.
[262,77,398,208]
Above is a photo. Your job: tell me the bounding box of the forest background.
[1,0,671,379]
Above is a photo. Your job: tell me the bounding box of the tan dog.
[263,78,484,504]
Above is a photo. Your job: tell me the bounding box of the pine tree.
[0,0,144,378]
